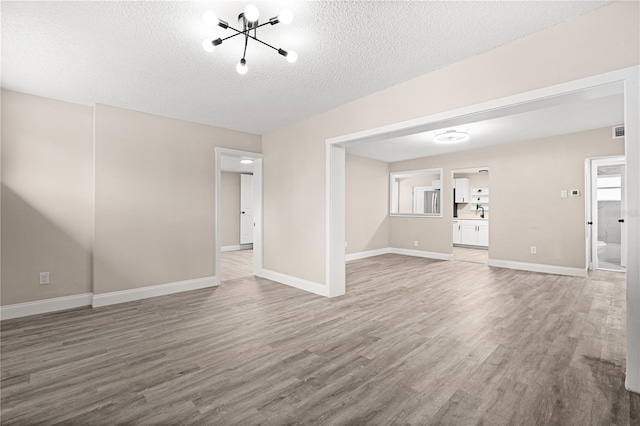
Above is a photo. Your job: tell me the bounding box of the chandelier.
[201,5,296,75]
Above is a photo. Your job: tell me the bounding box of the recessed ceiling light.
[240,158,254,164]
[434,129,470,144]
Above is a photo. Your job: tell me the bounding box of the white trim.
[221,244,253,252]
[1,293,93,320]
[215,148,263,285]
[261,269,328,297]
[488,259,588,278]
[326,67,638,147]
[389,248,454,261]
[326,144,346,297]
[92,276,217,308]
[346,248,391,261]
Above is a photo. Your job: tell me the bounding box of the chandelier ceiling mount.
[201,5,296,75]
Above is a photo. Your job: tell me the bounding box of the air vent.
[612,125,625,139]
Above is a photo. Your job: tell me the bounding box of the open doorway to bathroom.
[452,167,489,264]
[588,155,626,272]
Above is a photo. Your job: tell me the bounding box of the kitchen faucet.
[478,205,485,218]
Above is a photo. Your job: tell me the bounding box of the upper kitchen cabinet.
[454,178,470,203]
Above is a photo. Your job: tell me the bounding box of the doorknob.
[241,211,246,214]
[618,219,625,223]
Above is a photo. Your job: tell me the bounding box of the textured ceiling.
[1,1,611,135]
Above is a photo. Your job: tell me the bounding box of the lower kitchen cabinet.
[454,220,488,247]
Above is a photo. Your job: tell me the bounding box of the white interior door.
[240,174,253,245]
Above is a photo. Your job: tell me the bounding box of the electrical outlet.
[414,241,419,247]
[570,189,581,197]
[530,246,537,254]
[39,272,50,285]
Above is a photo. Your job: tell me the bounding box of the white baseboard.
[487,259,588,277]
[346,247,453,262]
[221,244,253,252]
[92,276,218,308]
[0,293,93,320]
[346,248,391,261]
[261,269,328,297]
[389,247,454,261]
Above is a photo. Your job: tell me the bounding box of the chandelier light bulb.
[278,8,293,25]
[203,10,218,26]
[202,39,215,52]
[236,59,248,75]
[244,5,260,22]
[286,51,298,63]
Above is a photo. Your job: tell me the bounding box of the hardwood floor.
[453,246,489,264]
[1,254,638,425]
[220,249,254,282]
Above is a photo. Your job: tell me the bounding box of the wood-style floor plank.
[1,254,638,425]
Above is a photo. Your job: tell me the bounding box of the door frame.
[215,148,263,284]
[587,155,626,271]
[326,66,640,392]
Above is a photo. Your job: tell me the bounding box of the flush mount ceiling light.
[240,158,254,164]
[201,5,296,75]
[433,129,470,144]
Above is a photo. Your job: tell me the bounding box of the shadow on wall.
[0,184,92,305]
[364,219,389,252]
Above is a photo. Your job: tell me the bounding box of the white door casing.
[214,147,263,285]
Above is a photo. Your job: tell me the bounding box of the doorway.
[452,167,489,264]
[588,156,627,272]
[215,148,263,284]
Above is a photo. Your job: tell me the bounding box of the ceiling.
[220,155,254,173]
[1,1,612,135]
[346,83,624,163]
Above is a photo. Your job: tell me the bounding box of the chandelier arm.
[220,27,281,52]
[244,33,279,52]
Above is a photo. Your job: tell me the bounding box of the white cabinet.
[460,223,477,245]
[454,220,488,247]
[477,223,489,246]
[454,178,470,203]
[453,220,461,244]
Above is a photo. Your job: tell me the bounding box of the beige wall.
[454,172,490,220]
[389,128,623,268]
[1,90,93,304]
[94,105,261,294]
[220,172,241,247]
[345,154,389,254]
[1,92,261,305]
[263,1,639,285]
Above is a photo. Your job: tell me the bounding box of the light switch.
[561,190,568,198]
